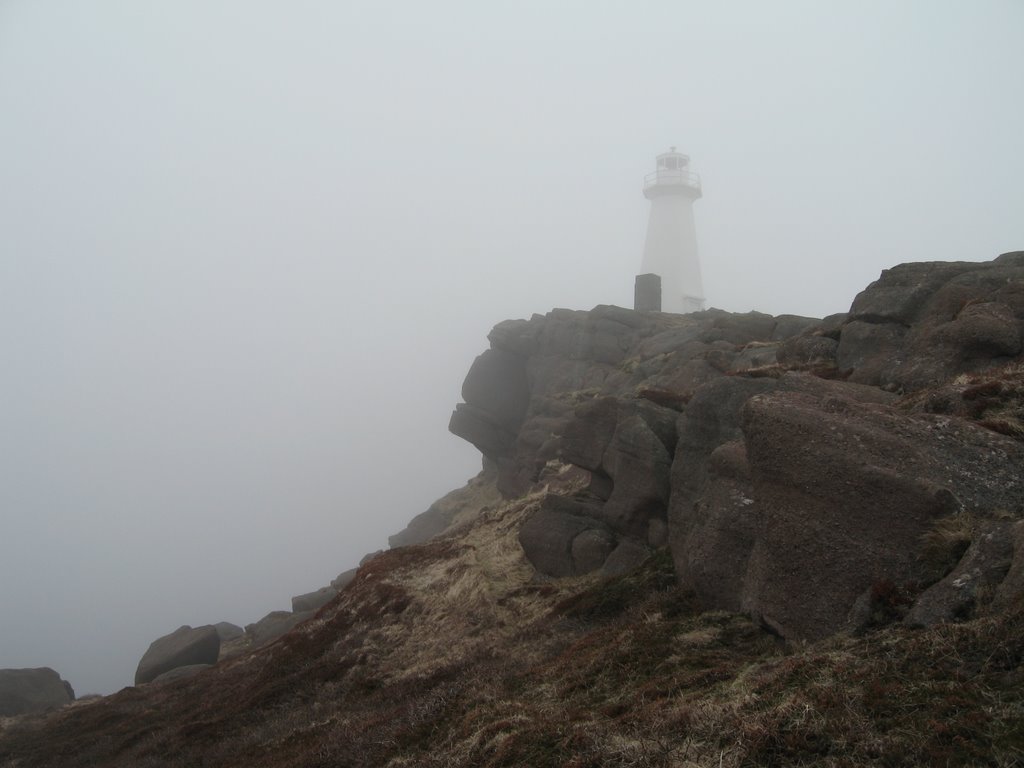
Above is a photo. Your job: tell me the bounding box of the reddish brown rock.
[0,668,74,716]
[135,625,220,685]
[839,253,1024,391]
[738,391,1024,640]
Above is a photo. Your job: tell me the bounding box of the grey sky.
[1,2,1021,695]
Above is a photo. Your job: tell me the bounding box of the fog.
[1,2,1021,695]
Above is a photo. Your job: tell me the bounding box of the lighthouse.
[636,148,705,313]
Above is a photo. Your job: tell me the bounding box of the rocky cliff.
[448,251,1024,640]
[1,253,1023,767]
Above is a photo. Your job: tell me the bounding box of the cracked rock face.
[738,391,1024,640]
[841,252,1024,391]
[450,253,1024,639]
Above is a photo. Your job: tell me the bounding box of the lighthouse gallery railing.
[643,169,702,192]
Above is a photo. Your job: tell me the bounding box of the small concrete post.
[634,273,661,312]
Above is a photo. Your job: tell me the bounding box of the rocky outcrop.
[214,622,244,642]
[332,568,358,590]
[0,668,74,716]
[245,610,313,648]
[518,498,609,578]
[450,300,840,580]
[292,587,338,614]
[838,252,1024,390]
[670,375,896,615]
[135,625,220,685]
[450,252,1024,642]
[739,391,1024,640]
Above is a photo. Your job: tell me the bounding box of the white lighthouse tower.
[638,148,705,313]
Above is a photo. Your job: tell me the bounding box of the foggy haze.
[1,2,1022,695]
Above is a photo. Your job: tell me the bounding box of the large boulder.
[556,397,677,540]
[245,611,313,648]
[676,440,757,612]
[449,348,530,460]
[669,374,895,606]
[839,253,1024,391]
[0,668,74,716]
[214,622,244,642]
[135,625,220,685]
[599,409,675,538]
[518,496,612,577]
[739,391,1024,641]
[292,587,338,614]
[332,568,359,590]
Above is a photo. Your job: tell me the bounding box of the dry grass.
[2,497,1023,768]
[904,362,1024,442]
[919,513,976,586]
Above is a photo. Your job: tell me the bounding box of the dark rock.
[558,397,620,472]
[550,396,678,541]
[360,551,383,566]
[771,314,822,341]
[135,625,220,685]
[668,377,782,555]
[292,587,338,614]
[151,664,212,685]
[776,333,839,366]
[571,529,616,574]
[218,632,253,662]
[836,320,907,384]
[449,402,519,458]
[390,501,458,549]
[518,503,608,578]
[332,568,358,590]
[647,517,668,548]
[739,391,1024,641]
[214,622,244,642]
[728,342,782,372]
[488,316,544,357]
[838,258,1024,391]
[938,302,1021,358]
[678,441,756,612]
[636,324,706,357]
[0,668,74,716]
[993,521,1024,608]
[245,611,314,648]
[847,261,979,325]
[640,356,722,395]
[670,374,895,607]
[600,412,673,537]
[461,348,530,430]
[819,312,849,338]
[996,250,1024,265]
[698,310,777,345]
[602,540,652,576]
[905,520,1015,627]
